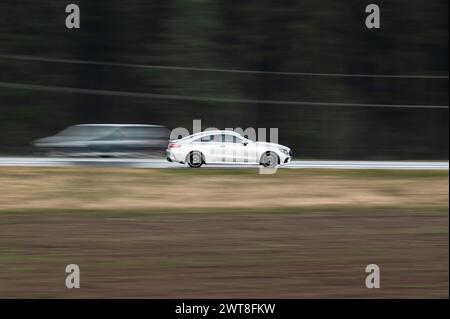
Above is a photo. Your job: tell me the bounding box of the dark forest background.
[0,0,448,159]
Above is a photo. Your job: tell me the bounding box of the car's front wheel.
[260,151,279,168]
[187,151,204,168]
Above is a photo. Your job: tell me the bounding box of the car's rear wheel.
[260,151,279,168]
[187,151,204,168]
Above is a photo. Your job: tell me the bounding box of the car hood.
[254,141,290,151]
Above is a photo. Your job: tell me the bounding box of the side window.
[193,134,241,143]
[193,135,215,143]
[224,134,242,144]
[201,134,223,142]
[102,129,124,140]
[211,134,224,143]
[201,135,214,142]
[120,128,141,138]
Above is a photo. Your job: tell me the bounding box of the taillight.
[168,143,181,149]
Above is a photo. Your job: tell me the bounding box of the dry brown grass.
[0,167,448,212]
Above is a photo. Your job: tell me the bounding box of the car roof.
[184,130,242,139]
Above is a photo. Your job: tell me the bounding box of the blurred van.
[33,124,170,157]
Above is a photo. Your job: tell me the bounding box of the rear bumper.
[166,150,185,163]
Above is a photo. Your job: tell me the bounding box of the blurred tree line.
[0,0,448,159]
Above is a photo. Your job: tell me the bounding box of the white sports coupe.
[166,130,292,168]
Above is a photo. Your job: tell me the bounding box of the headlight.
[279,148,289,155]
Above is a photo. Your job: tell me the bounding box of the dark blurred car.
[33,124,170,157]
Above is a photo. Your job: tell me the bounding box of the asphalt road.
[0,157,448,170]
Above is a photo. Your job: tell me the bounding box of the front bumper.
[279,149,292,165]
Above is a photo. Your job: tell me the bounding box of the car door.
[191,134,223,163]
[222,134,256,163]
[103,129,128,153]
[119,127,147,152]
[87,127,122,153]
[207,133,242,163]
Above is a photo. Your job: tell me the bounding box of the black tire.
[260,151,279,168]
[187,151,204,168]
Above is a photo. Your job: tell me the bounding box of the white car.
[166,130,292,168]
